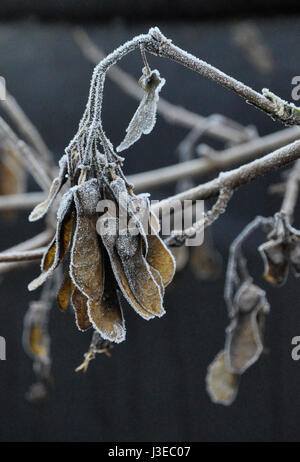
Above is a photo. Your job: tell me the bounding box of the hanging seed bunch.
[207,280,269,405]
[259,212,300,286]
[206,212,300,405]
[28,45,175,346]
[23,299,52,401]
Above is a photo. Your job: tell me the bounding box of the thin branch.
[0,229,53,275]
[0,192,47,211]
[73,28,253,145]
[166,187,233,246]
[0,91,53,166]
[2,127,299,212]
[224,216,272,316]
[76,26,300,128]
[152,140,300,215]
[130,126,300,191]
[146,28,300,125]
[0,248,46,262]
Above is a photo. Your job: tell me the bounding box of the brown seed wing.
[100,218,154,320]
[29,325,48,358]
[57,271,73,312]
[259,240,288,286]
[28,193,74,291]
[70,216,104,301]
[149,265,165,297]
[146,233,176,287]
[88,268,125,343]
[29,155,68,222]
[71,286,92,331]
[206,350,239,406]
[225,310,263,374]
[117,235,165,317]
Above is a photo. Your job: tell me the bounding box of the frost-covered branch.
[76,26,300,129]
[0,248,45,263]
[153,140,300,215]
[0,192,46,211]
[145,28,300,125]
[0,229,53,275]
[131,126,300,191]
[73,28,252,145]
[166,187,233,247]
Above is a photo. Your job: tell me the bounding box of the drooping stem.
[69,26,300,177]
[73,28,252,145]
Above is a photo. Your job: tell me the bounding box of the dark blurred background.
[0,1,300,442]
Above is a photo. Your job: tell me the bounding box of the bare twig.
[146,28,300,125]
[153,140,300,215]
[0,192,47,211]
[0,248,46,263]
[131,126,300,191]
[166,187,233,246]
[0,229,53,275]
[3,126,299,212]
[0,117,52,191]
[1,91,53,165]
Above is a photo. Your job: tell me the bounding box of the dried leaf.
[88,263,125,343]
[146,233,176,287]
[70,180,104,300]
[57,271,72,312]
[259,239,288,286]
[70,216,104,300]
[100,217,154,320]
[71,286,92,331]
[149,265,165,297]
[225,282,268,374]
[117,68,165,152]
[23,301,50,360]
[110,178,149,250]
[150,211,160,233]
[28,191,74,291]
[29,155,68,222]
[206,350,239,406]
[29,325,48,358]
[116,233,165,317]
